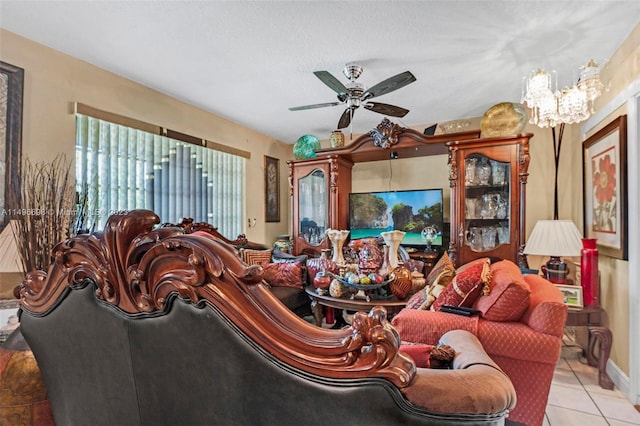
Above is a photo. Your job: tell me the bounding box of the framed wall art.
[0,61,24,233]
[555,284,584,309]
[582,115,628,260]
[264,155,280,222]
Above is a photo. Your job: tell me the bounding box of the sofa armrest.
[391,309,479,345]
[401,330,516,416]
[520,274,568,338]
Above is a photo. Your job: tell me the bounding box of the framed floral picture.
[582,115,627,260]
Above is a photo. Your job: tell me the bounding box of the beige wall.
[2,22,638,377]
[0,29,292,244]
[565,23,640,375]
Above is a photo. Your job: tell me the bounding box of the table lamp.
[523,220,582,283]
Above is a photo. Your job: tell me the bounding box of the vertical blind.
[75,114,245,237]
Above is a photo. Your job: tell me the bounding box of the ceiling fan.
[289,63,416,130]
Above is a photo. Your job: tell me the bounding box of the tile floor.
[544,340,640,425]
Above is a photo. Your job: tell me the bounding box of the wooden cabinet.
[288,156,353,256]
[287,118,530,263]
[446,135,531,266]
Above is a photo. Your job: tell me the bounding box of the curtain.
[75,114,245,238]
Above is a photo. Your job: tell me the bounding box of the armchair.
[392,260,568,426]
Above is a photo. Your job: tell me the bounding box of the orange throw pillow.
[473,260,531,322]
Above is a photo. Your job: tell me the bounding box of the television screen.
[348,189,444,247]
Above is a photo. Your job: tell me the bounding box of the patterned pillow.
[240,248,272,265]
[425,251,456,288]
[473,260,531,322]
[261,261,304,289]
[432,258,491,311]
[405,288,429,309]
[406,266,454,310]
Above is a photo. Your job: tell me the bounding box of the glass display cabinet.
[447,134,532,267]
[288,156,353,256]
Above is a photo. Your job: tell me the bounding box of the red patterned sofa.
[391,259,568,426]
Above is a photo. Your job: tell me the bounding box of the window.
[75,114,245,238]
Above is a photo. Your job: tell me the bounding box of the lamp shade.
[523,220,582,257]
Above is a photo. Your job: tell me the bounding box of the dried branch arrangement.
[10,154,78,273]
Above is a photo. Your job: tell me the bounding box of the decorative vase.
[326,229,350,265]
[380,230,406,270]
[307,249,337,284]
[272,234,291,253]
[476,156,491,186]
[581,238,599,307]
[329,278,345,298]
[389,265,412,300]
[329,130,345,148]
[293,134,321,159]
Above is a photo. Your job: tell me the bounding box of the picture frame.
[264,155,280,222]
[0,61,24,233]
[582,115,628,260]
[555,284,584,309]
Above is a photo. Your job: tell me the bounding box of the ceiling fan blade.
[364,102,410,117]
[314,70,348,94]
[361,71,416,100]
[337,107,356,129]
[289,101,341,111]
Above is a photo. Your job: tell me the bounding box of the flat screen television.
[348,189,444,247]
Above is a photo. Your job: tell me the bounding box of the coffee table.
[305,287,407,327]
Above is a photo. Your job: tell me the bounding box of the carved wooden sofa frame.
[17,210,515,425]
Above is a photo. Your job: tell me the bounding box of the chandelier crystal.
[521,60,604,128]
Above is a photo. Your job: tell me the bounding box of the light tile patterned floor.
[545,349,640,425]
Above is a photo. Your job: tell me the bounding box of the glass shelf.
[463,154,511,253]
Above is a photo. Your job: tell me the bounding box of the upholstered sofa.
[163,217,313,317]
[16,210,517,425]
[392,259,568,426]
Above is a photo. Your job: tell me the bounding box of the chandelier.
[521,59,604,128]
[520,59,604,221]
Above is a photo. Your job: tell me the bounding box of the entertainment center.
[287,119,532,267]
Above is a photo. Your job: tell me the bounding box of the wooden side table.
[564,307,614,390]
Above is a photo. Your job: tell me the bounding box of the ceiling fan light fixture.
[343,63,363,81]
[289,63,416,130]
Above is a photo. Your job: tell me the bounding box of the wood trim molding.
[18,210,415,388]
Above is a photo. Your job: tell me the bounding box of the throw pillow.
[431,258,491,311]
[405,288,428,309]
[399,343,434,368]
[240,248,272,266]
[405,268,452,310]
[425,251,456,288]
[261,261,304,289]
[474,260,531,322]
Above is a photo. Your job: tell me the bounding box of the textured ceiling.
[1,1,639,144]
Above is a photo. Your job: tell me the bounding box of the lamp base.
[541,256,569,284]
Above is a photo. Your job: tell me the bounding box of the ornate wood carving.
[164,217,247,245]
[369,118,402,149]
[18,210,415,388]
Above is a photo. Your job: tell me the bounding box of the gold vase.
[330,130,345,148]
